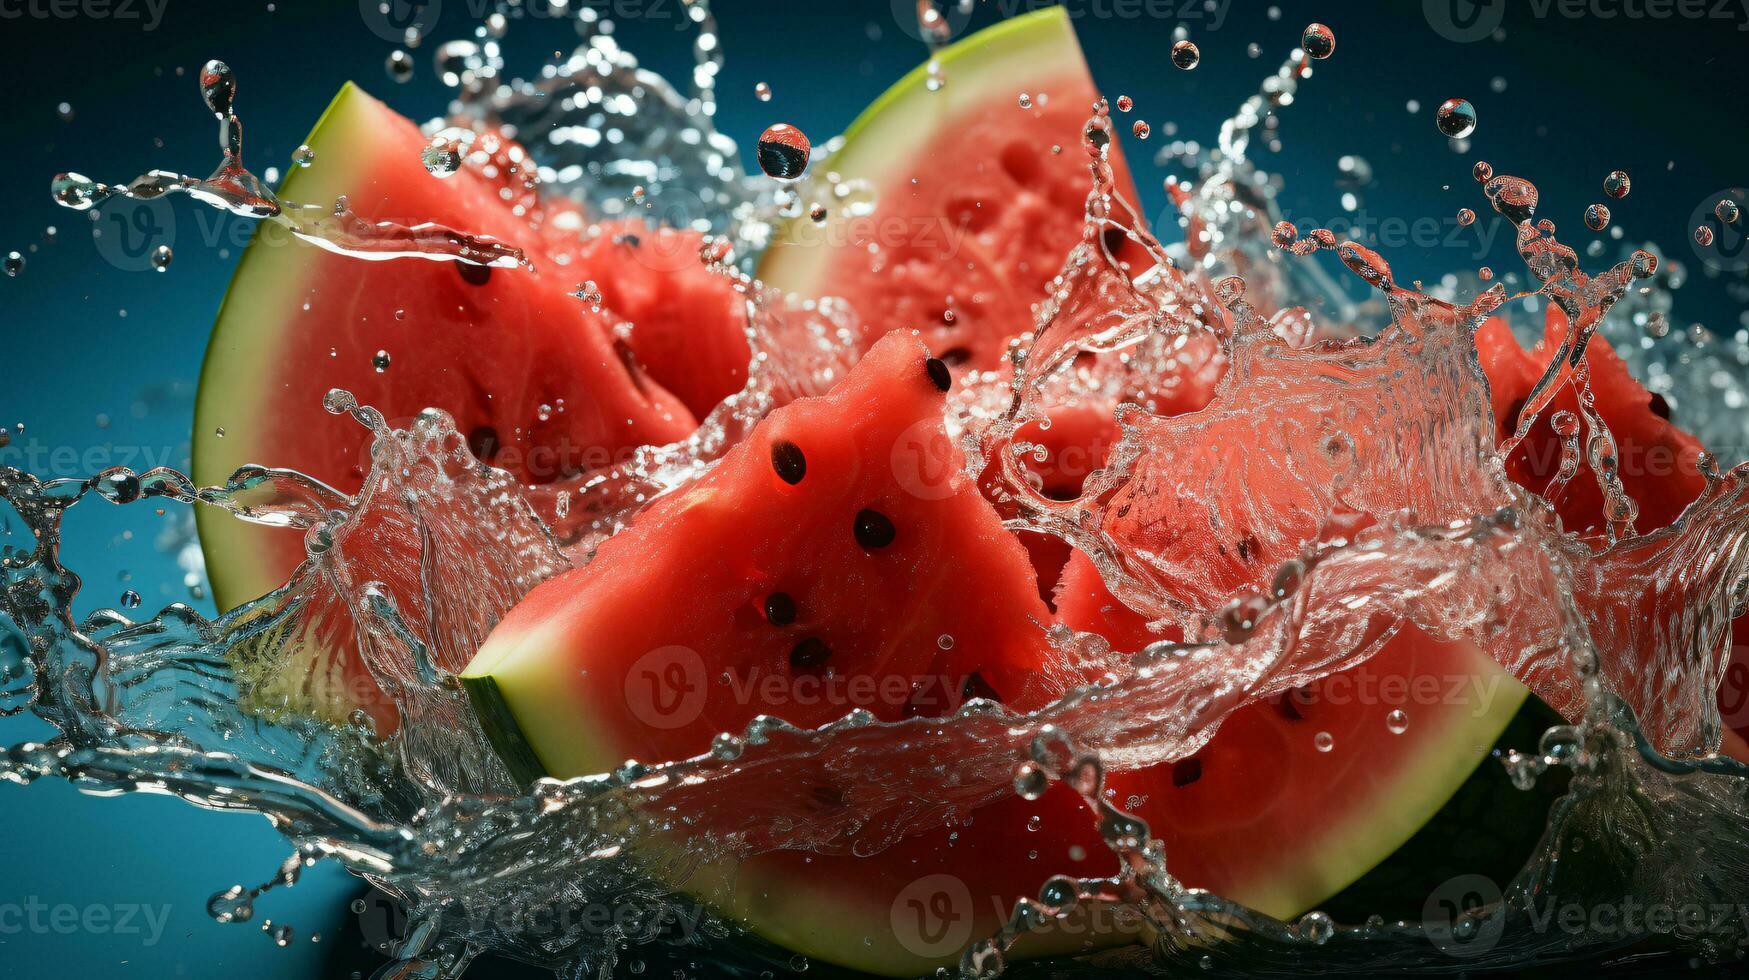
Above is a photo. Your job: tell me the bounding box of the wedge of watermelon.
[192,86,749,722]
[756,7,1136,370]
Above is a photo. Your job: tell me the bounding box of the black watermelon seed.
[466,425,501,462]
[1650,392,1672,420]
[1171,757,1203,787]
[853,508,896,549]
[455,260,492,286]
[1274,692,1303,722]
[764,592,797,626]
[771,440,806,485]
[960,672,1002,705]
[789,636,831,670]
[925,356,952,392]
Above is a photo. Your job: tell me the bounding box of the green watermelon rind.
[192,81,365,615]
[462,673,552,790]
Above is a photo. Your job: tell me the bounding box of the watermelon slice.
[193,85,749,611]
[756,7,1136,370]
[191,86,750,722]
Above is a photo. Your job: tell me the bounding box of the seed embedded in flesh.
[764,592,797,626]
[925,356,951,392]
[853,508,896,549]
[455,260,492,285]
[771,440,807,485]
[1171,757,1203,786]
[789,637,831,670]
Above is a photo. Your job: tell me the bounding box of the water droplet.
[292,145,315,168]
[151,244,173,271]
[1483,175,1539,225]
[1301,23,1335,60]
[1630,249,1658,279]
[1026,814,1042,832]
[1017,92,1033,109]
[386,49,414,82]
[936,633,955,651]
[1115,95,1133,112]
[1131,120,1150,139]
[1313,731,1334,752]
[1171,40,1200,70]
[372,350,391,373]
[1436,98,1477,139]
[1472,161,1493,183]
[422,128,474,179]
[1014,762,1048,800]
[571,280,603,310]
[120,590,141,609]
[1478,266,1494,282]
[754,82,771,101]
[1696,225,1715,247]
[1271,221,1297,248]
[56,102,74,122]
[1385,709,1409,734]
[755,124,810,181]
[199,60,236,117]
[808,203,827,223]
[1717,199,1741,224]
[1584,203,1611,232]
[1297,910,1335,944]
[3,252,22,278]
[1645,311,1670,339]
[1457,208,1476,227]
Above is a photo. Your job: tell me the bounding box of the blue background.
[1,0,1745,975]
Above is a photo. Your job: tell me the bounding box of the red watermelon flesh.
[756,8,1140,373]
[193,85,752,612]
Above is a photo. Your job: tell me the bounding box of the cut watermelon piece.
[462,332,1066,776]
[192,86,749,722]
[756,7,1137,371]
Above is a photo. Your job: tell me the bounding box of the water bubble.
[1171,40,1200,70]
[1115,95,1133,112]
[1645,312,1670,339]
[386,50,414,83]
[1457,208,1476,227]
[1131,120,1150,139]
[1271,221,1297,248]
[1716,199,1741,224]
[120,590,142,609]
[1385,709,1409,734]
[1584,203,1610,232]
[755,124,810,181]
[808,203,827,223]
[571,280,603,310]
[1472,161,1493,183]
[1484,175,1539,225]
[150,244,173,271]
[1313,731,1335,752]
[199,60,236,117]
[1630,249,1658,279]
[1436,99,1477,139]
[1603,169,1631,199]
[207,885,254,924]
[372,350,391,373]
[271,924,293,947]
[1696,225,1716,247]
[1297,910,1335,944]
[936,633,955,651]
[1014,762,1048,800]
[1478,266,1494,281]
[56,101,74,121]
[1039,876,1079,910]
[292,145,315,168]
[1017,92,1032,109]
[1301,23,1335,60]
[754,82,771,101]
[3,252,22,278]
[422,128,474,179]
